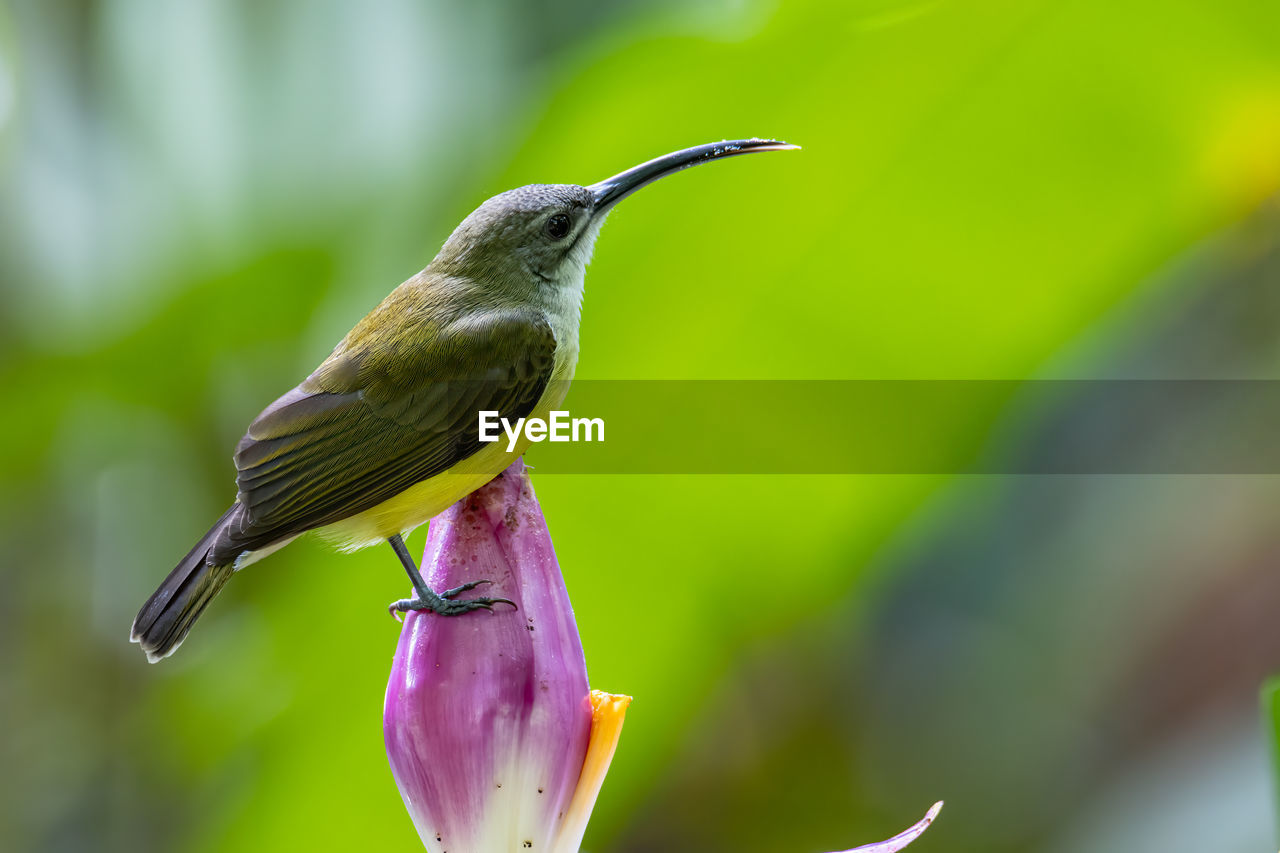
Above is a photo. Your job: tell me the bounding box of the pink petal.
[831,802,943,853]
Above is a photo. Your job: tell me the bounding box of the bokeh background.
[3,0,1280,851]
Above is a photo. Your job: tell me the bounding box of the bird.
[131,139,796,662]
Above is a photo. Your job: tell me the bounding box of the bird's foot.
[388,579,516,621]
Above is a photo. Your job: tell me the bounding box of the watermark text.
[478,410,605,452]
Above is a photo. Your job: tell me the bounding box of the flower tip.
[590,690,633,719]
[830,799,944,853]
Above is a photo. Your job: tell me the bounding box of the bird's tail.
[130,506,240,663]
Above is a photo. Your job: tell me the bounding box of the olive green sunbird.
[131,139,796,662]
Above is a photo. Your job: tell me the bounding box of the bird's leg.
[386,534,515,618]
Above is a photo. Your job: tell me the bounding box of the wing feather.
[221,309,557,554]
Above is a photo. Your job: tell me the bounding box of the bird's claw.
[440,579,493,598]
[387,578,516,619]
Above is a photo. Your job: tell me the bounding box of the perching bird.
[131,139,795,662]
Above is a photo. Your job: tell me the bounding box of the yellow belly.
[312,386,566,551]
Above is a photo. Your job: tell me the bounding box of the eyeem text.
[478,410,605,452]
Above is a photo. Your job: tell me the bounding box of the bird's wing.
[227,308,557,545]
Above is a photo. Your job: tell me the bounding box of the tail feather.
[131,507,240,663]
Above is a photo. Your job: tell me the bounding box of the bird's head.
[430,139,797,305]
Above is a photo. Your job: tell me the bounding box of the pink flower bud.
[383,460,627,853]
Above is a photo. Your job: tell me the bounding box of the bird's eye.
[545,213,572,240]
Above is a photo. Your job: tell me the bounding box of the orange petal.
[551,691,632,853]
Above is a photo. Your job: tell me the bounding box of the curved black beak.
[588,138,798,210]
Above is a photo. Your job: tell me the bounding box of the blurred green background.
[3,0,1280,851]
